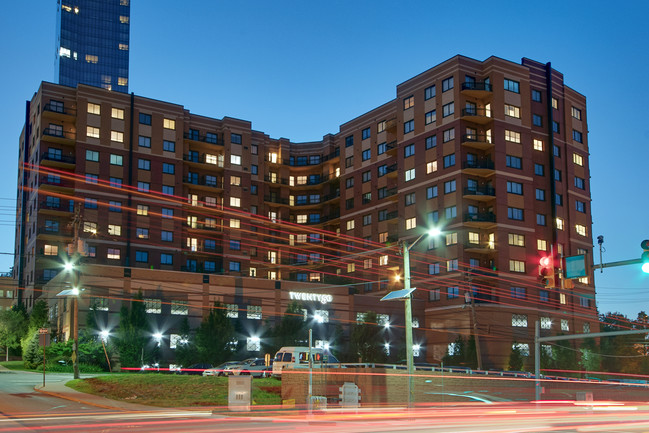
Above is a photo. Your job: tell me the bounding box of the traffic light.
[538,255,555,288]
[641,240,649,274]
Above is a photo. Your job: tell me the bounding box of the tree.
[579,337,601,373]
[508,342,524,371]
[174,316,195,367]
[349,311,386,363]
[22,331,42,369]
[0,308,29,361]
[194,302,236,364]
[269,302,307,352]
[442,335,477,368]
[115,291,149,367]
[29,300,49,330]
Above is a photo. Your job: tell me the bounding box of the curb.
[33,385,150,412]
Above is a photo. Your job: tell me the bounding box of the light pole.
[100,330,112,372]
[56,286,80,379]
[381,228,440,407]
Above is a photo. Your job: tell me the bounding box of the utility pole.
[70,203,82,380]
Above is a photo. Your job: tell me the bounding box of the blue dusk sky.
[1,1,647,318]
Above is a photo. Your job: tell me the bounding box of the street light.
[56,286,81,379]
[381,227,441,408]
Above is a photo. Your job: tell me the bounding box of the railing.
[464,212,496,223]
[461,81,493,92]
[463,159,495,170]
[42,128,75,140]
[41,152,75,164]
[183,176,222,189]
[183,132,220,145]
[183,153,224,167]
[37,227,73,236]
[43,103,77,116]
[461,107,492,118]
[463,186,495,196]
[39,176,75,188]
[263,175,289,185]
[264,196,290,205]
[461,133,492,144]
[39,200,72,212]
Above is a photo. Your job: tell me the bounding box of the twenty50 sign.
[289,292,333,304]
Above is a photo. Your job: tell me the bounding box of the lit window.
[247,305,262,319]
[107,248,120,260]
[145,298,161,314]
[230,197,241,207]
[87,126,100,138]
[426,161,437,174]
[346,220,355,230]
[540,317,551,329]
[445,232,457,245]
[405,168,415,182]
[111,108,124,119]
[85,54,98,64]
[571,106,582,120]
[575,224,587,236]
[231,155,241,165]
[379,255,388,266]
[403,95,414,110]
[119,43,128,50]
[83,222,97,234]
[230,219,240,228]
[405,217,416,230]
[111,131,124,142]
[533,139,543,151]
[504,104,520,118]
[537,239,547,251]
[556,217,564,230]
[505,130,521,143]
[573,153,583,166]
[509,260,525,273]
[119,15,129,23]
[44,245,58,256]
[87,103,101,115]
[561,319,569,331]
[108,225,121,236]
[163,118,175,130]
[512,314,527,327]
[508,233,524,247]
[377,120,386,133]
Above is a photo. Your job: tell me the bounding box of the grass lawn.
[0,361,28,371]
[66,374,282,407]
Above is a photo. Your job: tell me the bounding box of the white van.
[271,346,340,377]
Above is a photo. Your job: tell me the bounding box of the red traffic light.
[539,256,552,268]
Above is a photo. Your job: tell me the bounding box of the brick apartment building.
[14,55,597,368]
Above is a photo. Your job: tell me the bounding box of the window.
[87,102,101,115]
[447,286,459,299]
[512,314,527,327]
[108,224,121,236]
[229,261,241,272]
[443,128,455,142]
[404,119,414,134]
[405,192,416,206]
[363,214,372,226]
[107,248,120,260]
[137,181,149,192]
[576,224,587,236]
[447,259,458,271]
[109,201,121,212]
[552,121,560,133]
[404,143,415,157]
[85,173,98,184]
[136,159,150,171]
[552,98,559,109]
[230,155,241,165]
[561,319,569,331]
[508,233,525,246]
[136,227,149,239]
[405,168,415,182]
[555,193,563,206]
[572,153,584,167]
[576,200,586,213]
[83,222,97,234]
[109,154,123,166]
[112,107,124,119]
[144,298,161,314]
[85,198,97,209]
[505,130,521,143]
[109,177,122,188]
[135,251,148,263]
[506,155,522,169]
[507,181,523,195]
[532,89,542,102]
[445,232,457,245]
[377,121,386,133]
[229,197,241,208]
[535,188,545,201]
[445,206,457,220]
[444,179,456,193]
[534,163,544,176]
[442,102,454,117]
[405,217,416,230]
[429,289,440,301]
[109,130,124,143]
[572,130,583,143]
[426,185,438,199]
[571,106,582,120]
[443,153,455,168]
[403,95,414,110]
[138,135,151,148]
[231,133,242,144]
[428,263,440,275]
[43,244,58,256]
[442,76,454,92]
[160,230,173,242]
[511,287,526,299]
[554,169,562,181]
[509,260,525,273]
[504,104,520,118]
[139,113,151,125]
[532,114,542,126]
[508,207,523,221]
[163,118,175,130]
[345,135,354,148]
[504,78,520,93]
[84,150,99,162]
[425,135,437,149]
[556,217,564,230]
[163,140,175,152]
[426,161,437,173]
[362,170,371,182]
[533,138,543,151]
[362,127,370,140]
[346,219,355,231]
[537,214,546,226]
[425,84,436,99]
[87,126,100,138]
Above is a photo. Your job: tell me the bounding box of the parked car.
[202,361,240,377]
[181,363,213,375]
[272,346,340,377]
[233,358,273,377]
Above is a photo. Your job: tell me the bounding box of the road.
[1,369,649,432]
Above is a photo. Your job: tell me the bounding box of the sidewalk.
[0,364,178,412]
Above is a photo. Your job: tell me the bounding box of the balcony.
[183,176,223,191]
[460,81,493,99]
[42,128,75,145]
[461,133,494,151]
[464,241,497,254]
[38,199,74,215]
[263,174,289,185]
[385,141,398,156]
[463,186,496,202]
[386,163,398,178]
[39,176,75,192]
[464,212,497,228]
[462,159,495,177]
[183,153,224,169]
[41,152,75,168]
[183,132,220,146]
[460,107,493,125]
[42,103,77,121]
[264,195,290,206]
[186,222,224,233]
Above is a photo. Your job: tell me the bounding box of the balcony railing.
[39,199,74,212]
[183,153,224,167]
[42,128,76,140]
[463,186,495,196]
[461,134,492,144]
[183,176,222,189]
[183,132,220,145]
[263,175,289,185]
[43,103,77,116]
[41,152,75,164]
[464,212,496,223]
[463,159,495,170]
[461,107,492,118]
[461,82,493,92]
[264,196,290,205]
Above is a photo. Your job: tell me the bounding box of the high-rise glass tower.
[55,0,130,93]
